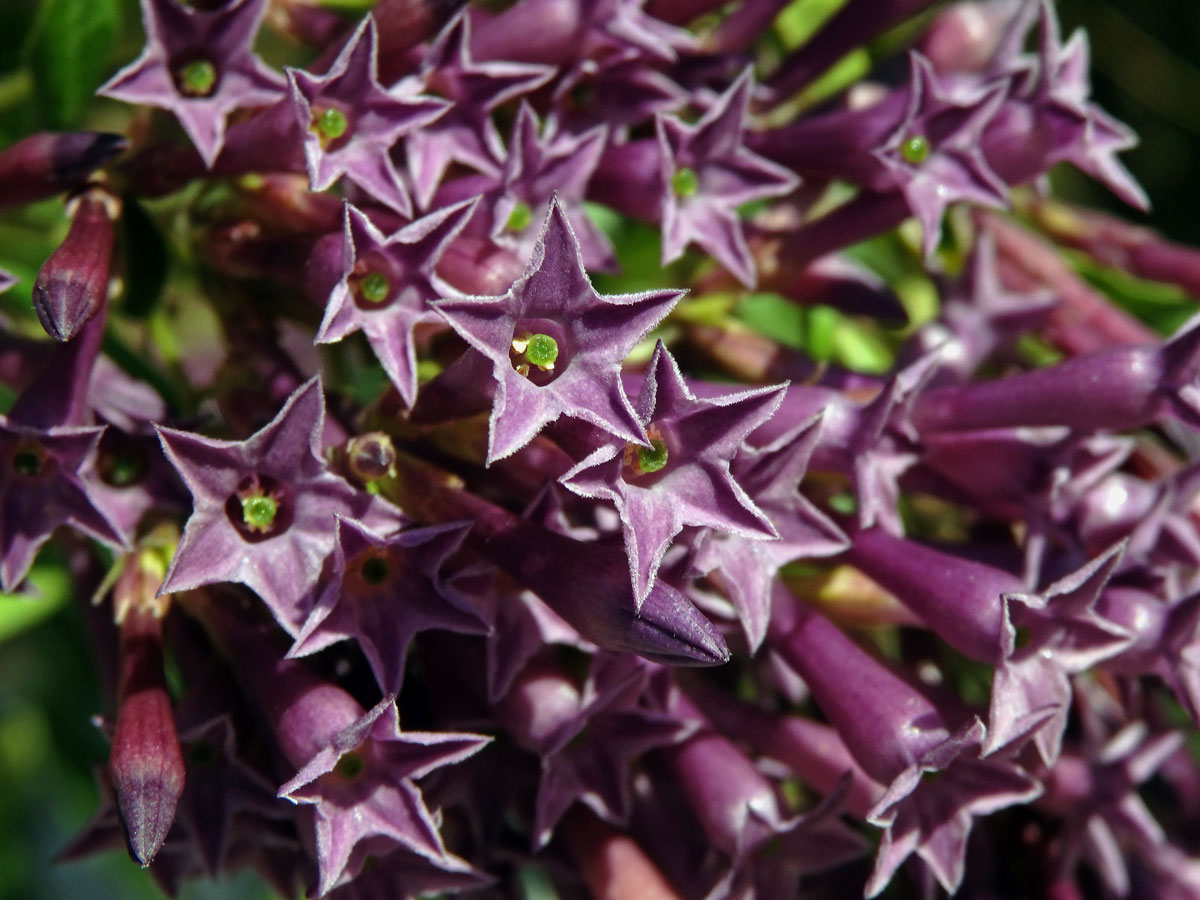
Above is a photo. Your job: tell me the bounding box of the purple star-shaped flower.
[157,378,405,635]
[406,11,554,209]
[875,52,1009,259]
[490,103,615,272]
[1029,3,1147,210]
[287,17,448,217]
[657,67,800,288]
[288,517,486,695]
[1042,722,1184,896]
[865,718,1043,897]
[278,696,490,896]
[549,50,686,138]
[0,415,127,590]
[498,654,690,849]
[689,414,849,650]
[562,341,785,605]
[317,199,477,408]
[987,543,1133,765]
[432,198,682,463]
[99,0,285,167]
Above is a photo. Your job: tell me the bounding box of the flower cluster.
[5,0,1200,898]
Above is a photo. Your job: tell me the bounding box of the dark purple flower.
[689,414,849,650]
[99,0,285,167]
[481,103,615,271]
[433,198,681,463]
[288,517,485,695]
[771,599,1041,896]
[0,415,127,590]
[317,199,477,408]
[157,379,405,634]
[657,68,799,287]
[279,696,489,896]
[406,10,554,209]
[287,17,449,217]
[874,53,1008,259]
[496,653,689,849]
[1040,722,1184,895]
[562,341,785,605]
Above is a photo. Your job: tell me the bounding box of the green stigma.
[636,438,669,474]
[313,107,349,143]
[671,167,700,198]
[241,494,278,532]
[334,752,366,780]
[506,201,533,233]
[524,333,559,369]
[105,454,142,487]
[360,556,389,585]
[900,135,930,165]
[360,271,390,304]
[13,449,42,477]
[179,60,218,97]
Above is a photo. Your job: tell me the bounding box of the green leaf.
[1067,249,1199,335]
[0,563,71,643]
[776,0,848,50]
[24,0,121,130]
[736,292,806,348]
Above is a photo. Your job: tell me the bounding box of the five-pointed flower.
[657,67,800,288]
[316,199,477,408]
[432,198,682,463]
[0,415,128,590]
[489,103,615,271]
[278,696,489,897]
[288,517,486,696]
[287,17,449,217]
[156,378,405,634]
[689,414,849,651]
[874,52,1009,259]
[562,341,785,606]
[1025,3,1147,210]
[99,0,285,167]
[407,11,554,209]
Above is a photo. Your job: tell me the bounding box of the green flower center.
[636,437,669,473]
[241,494,278,532]
[510,331,560,377]
[623,429,669,480]
[334,751,366,780]
[671,167,700,198]
[178,60,218,98]
[360,271,391,304]
[12,449,43,477]
[103,453,143,487]
[506,201,533,233]
[900,135,931,165]
[312,107,349,145]
[359,556,390,585]
[524,333,559,369]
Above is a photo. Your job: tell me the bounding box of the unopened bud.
[33,185,120,342]
[0,132,126,208]
[109,604,185,866]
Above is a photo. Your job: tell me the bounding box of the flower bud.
[109,586,184,866]
[0,132,126,208]
[33,185,120,342]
